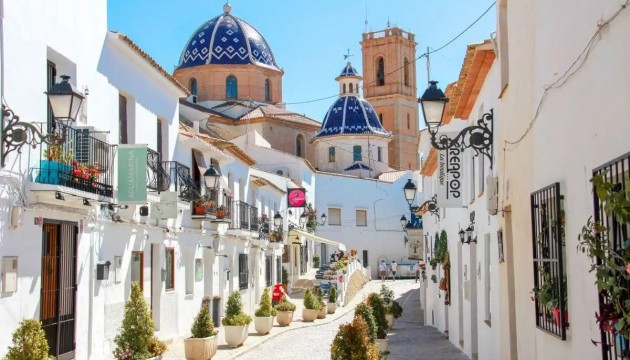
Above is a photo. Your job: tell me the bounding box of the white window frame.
[356,209,367,227]
[328,207,341,226]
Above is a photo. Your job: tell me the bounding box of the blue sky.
[108,0,496,121]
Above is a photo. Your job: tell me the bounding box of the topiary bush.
[328,286,337,304]
[303,289,323,310]
[379,284,394,305]
[354,302,377,342]
[191,296,217,338]
[367,293,388,339]
[330,316,379,360]
[274,297,296,312]
[313,286,326,308]
[113,282,165,360]
[390,300,403,319]
[254,288,277,317]
[222,291,253,326]
[281,267,289,285]
[4,319,52,360]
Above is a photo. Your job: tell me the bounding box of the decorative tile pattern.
[177,14,278,70]
[339,62,359,77]
[317,95,391,138]
[344,162,373,171]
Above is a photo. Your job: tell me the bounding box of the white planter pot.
[184,335,218,360]
[302,308,318,322]
[317,306,327,319]
[386,314,394,330]
[374,338,388,354]
[254,316,274,335]
[276,311,294,326]
[224,325,249,348]
[327,302,337,314]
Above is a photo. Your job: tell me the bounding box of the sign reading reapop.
[436,134,464,208]
[117,144,147,204]
[287,188,306,208]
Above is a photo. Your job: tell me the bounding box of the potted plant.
[313,255,321,268]
[192,199,206,216]
[184,296,218,360]
[114,282,166,360]
[531,270,568,327]
[254,288,277,335]
[380,285,395,329]
[430,274,437,283]
[37,139,73,185]
[354,302,377,343]
[4,319,52,360]
[327,286,338,314]
[274,297,296,326]
[367,293,388,354]
[314,287,327,319]
[429,258,438,270]
[216,205,226,219]
[330,316,379,360]
[302,289,321,322]
[221,291,252,348]
[281,267,289,292]
[304,203,318,233]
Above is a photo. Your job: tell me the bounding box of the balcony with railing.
[30,123,116,198]
[190,182,233,221]
[230,201,260,233]
[147,148,170,192]
[162,161,199,202]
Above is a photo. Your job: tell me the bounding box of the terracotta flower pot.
[317,307,327,319]
[216,209,225,219]
[276,311,294,326]
[224,325,248,348]
[327,302,337,314]
[184,335,218,360]
[302,309,318,322]
[254,316,274,335]
[374,338,388,354]
[386,314,394,330]
[552,307,569,326]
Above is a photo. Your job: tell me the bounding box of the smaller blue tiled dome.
[316,95,391,138]
[339,62,360,78]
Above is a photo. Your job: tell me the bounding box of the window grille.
[592,152,630,359]
[531,182,567,339]
[238,253,248,290]
[265,256,272,287]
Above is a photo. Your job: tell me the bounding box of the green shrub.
[390,300,403,319]
[379,284,394,305]
[367,293,388,339]
[274,297,296,312]
[222,291,253,326]
[354,302,377,342]
[304,289,323,310]
[313,286,325,304]
[328,286,337,303]
[330,316,379,360]
[191,296,217,338]
[4,319,52,360]
[281,267,289,285]
[113,282,165,360]
[254,288,277,317]
[313,255,321,267]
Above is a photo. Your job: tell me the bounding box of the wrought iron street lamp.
[403,179,417,207]
[273,212,283,228]
[203,164,221,188]
[419,80,494,167]
[400,215,408,230]
[299,212,307,227]
[2,75,85,167]
[403,179,440,218]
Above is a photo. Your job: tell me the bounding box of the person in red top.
[272,283,285,306]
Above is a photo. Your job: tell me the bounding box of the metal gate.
[593,153,630,359]
[41,221,77,360]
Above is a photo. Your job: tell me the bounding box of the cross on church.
[343,49,353,60]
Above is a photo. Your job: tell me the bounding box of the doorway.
[362,250,368,268]
[41,221,77,360]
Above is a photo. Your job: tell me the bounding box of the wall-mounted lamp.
[419,81,494,168]
[403,179,439,218]
[459,212,477,245]
[55,191,65,201]
[2,75,85,167]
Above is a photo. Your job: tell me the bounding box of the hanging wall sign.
[287,188,306,208]
[117,144,147,204]
[436,135,464,208]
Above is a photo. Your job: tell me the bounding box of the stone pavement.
[163,279,468,360]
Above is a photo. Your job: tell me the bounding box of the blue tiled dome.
[339,62,360,77]
[177,4,278,70]
[316,95,391,138]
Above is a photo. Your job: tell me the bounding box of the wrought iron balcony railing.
[147,148,170,192]
[31,123,116,197]
[190,182,233,221]
[162,161,199,202]
[230,201,259,233]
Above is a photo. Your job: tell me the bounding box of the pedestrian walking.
[272,283,285,306]
[379,260,388,282]
[414,261,420,283]
[391,261,398,281]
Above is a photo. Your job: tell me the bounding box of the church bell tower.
[361,27,419,170]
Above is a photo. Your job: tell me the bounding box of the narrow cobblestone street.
[232,280,468,360]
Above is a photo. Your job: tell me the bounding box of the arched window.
[353,145,362,161]
[404,58,410,86]
[343,83,347,94]
[226,75,238,99]
[296,134,305,158]
[376,57,385,86]
[189,78,198,97]
[349,83,354,93]
[379,113,383,124]
[265,79,271,102]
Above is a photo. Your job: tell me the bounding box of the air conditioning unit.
[486,175,499,215]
